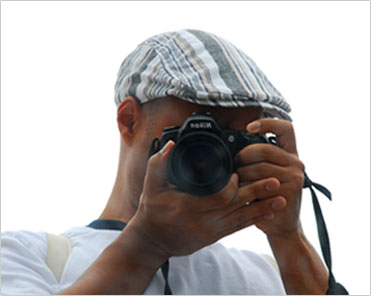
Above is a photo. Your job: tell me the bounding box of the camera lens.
[181,142,222,185]
[169,132,232,196]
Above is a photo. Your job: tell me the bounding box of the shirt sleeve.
[1,231,59,295]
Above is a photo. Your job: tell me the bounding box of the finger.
[236,177,281,205]
[246,118,298,155]
[144,140,175,193]
[194,173,240,211]
[235,143,297,167]
[219,196,287,235]
[236,162,293,183]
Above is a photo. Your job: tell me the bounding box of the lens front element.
[169,132,232,196]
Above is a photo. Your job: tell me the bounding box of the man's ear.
[117,97,142,143]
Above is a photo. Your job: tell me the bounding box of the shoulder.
[1,230,59,294]
[2,229,48,260]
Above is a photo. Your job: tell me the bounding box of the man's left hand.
[235,118,305,237]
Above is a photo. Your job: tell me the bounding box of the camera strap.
[303,173,348,294]
[161,259,173,294]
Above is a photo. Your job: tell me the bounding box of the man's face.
[125,97,263,210]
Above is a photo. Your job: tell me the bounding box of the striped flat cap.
[114,29,291,121]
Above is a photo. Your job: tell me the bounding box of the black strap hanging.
[161,259,173,295]
[303,173,348,295]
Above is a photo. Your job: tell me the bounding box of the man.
[2,29,329,294]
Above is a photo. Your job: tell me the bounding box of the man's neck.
[99,177,137,224]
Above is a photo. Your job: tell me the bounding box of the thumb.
[144,140,175,193]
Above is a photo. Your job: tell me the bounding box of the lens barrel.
[168,132,233,196]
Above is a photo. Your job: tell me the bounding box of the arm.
[57,224,169,294]
[268,226,328,294]
[237,119,329,294]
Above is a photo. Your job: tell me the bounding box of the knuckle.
[224,188,238,207]
[238,184,252,201]
[291,171,305,186]
[229,191,240,207]
[257,162,271,176]
[207,192,229,209]
[297,159,305,172]
[217,195,231,208]
[235,148,248,165]
[263,199,274,213]
[259,144,276,160]
[220,178,239,205]
[258,145,270,159]
[236,167,247,179]
[147,155,158,170]
[234,152,242,165]
[250,181,262,197]
[237,167,255,182]
[287,121,295,132]
[234,187,247,206]
[282,120,295,135]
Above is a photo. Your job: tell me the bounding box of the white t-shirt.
[1,226,286,295]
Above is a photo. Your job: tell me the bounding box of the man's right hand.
[128,140,286,258]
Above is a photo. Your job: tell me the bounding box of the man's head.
[115,96,263,217]
[114,29,291,121]
[107,29,291,221]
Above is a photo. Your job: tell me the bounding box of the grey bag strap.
[45,233,72,282]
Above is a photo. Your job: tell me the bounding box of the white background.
[1,1,370,294]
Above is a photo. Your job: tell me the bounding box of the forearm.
[57,225,169,295]
[268,225,328,295]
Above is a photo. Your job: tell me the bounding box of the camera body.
[149,113,275,196]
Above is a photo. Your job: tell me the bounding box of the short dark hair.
[142,97,164,140]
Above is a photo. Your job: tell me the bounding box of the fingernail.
[160,141,172,156]
[272,199,285,210]
[247,121,261,132]
[264,212,274,220]
[265,180,278,192]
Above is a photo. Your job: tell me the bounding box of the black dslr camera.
[148,113,276,196]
